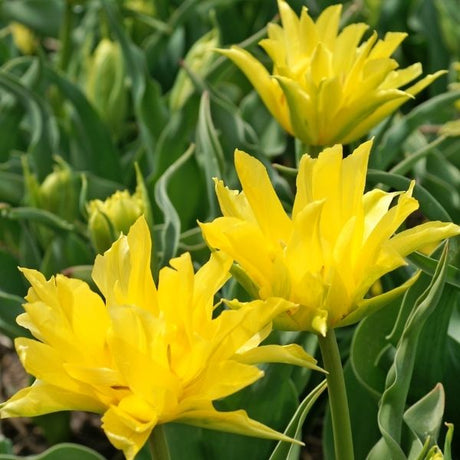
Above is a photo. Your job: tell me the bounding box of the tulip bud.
[10,22,37,55]
[39,162,80,222]
[169,28,219,111]
[86,39,127,136]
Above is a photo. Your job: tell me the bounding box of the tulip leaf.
[350,298,401,399]
[0,206,73,232]
[0,442,105,460]
[407,251,460,289]
[367,169,452,222]
[268,379,327,460]
[0,61,56,179]
[154,144,195,268]
[102,0,168,164]
[196,91,224,218]
[0,289,26,338]
[376,90,460,169]
[43,65,122,182]
[0,0,63,37]
[403,384,444,451]
[368,244,449,460]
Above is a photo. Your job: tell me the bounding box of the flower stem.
[318,329,354,460]
[149,425,171,460]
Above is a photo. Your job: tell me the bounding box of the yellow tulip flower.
[1,217,320,459]
[200,141,460,335]
[220,0,444,146]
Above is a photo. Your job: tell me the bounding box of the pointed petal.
[92,216,158,313]
[389,221,460,256]
[336,273,420,328]
[177,404,302,444]
[102,402,156,460]
[236,344,322,372]
[234,150,291,243]
[0,380,104,417]
[218,47,291,131]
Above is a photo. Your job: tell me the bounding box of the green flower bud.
[10,22,37,55]
[39,162,80,222]
[87,165,152,254]
[169,28,219,111]
[86,39,127,136]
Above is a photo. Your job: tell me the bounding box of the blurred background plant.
[0,0,459,459]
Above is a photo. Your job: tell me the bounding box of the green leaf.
[195,91,224,218]
[376,90,460,169]
[0,60,57,179]
[0,289,26,338]
[368,244,450,459]
[268,380,327,460]
[443,423,454,460]
[43,64,122,182]
[404,384,444,450]
[102,0,168,166]
[367,169,452,222]
[0,442,105,460]
[154,144,195,268]
[406,252,460,289]
[351,299,401,399]
[0,206,73,232]
[0,0,63,37]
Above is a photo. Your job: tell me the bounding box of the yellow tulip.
[220,0,444,146]
[200,141,460,335]
[1,217,320,459]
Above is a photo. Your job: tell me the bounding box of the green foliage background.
[0,0,459,459]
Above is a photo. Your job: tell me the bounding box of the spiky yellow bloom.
[0,217,319,459]
[220,0,444,146]
[200,141,460,335]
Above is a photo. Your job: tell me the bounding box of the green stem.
[318,329,354,460]
[148,425,171,460]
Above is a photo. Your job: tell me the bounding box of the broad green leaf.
[0,442,105,460]
[43,65,122,182]
[0,0,63,37]
[367,169,452,223]
[268,380,327,460]
[376,90,460,169]
[407,252,460,290]
[351,299,401,399]
[404,384,444,452]
[368,244,449,460]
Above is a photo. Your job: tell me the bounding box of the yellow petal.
[177,403,302,444]
[315,4,342,49]
[0,380,105,417]
[218,47,291,132]
[182,360,263,401]
[336,273,420,328]
[236,343,322,372]
[389,221,460,256]
[234,150,291,243]
[92,216,158,313]
[102,403,156,460]
[214,178,255,221]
